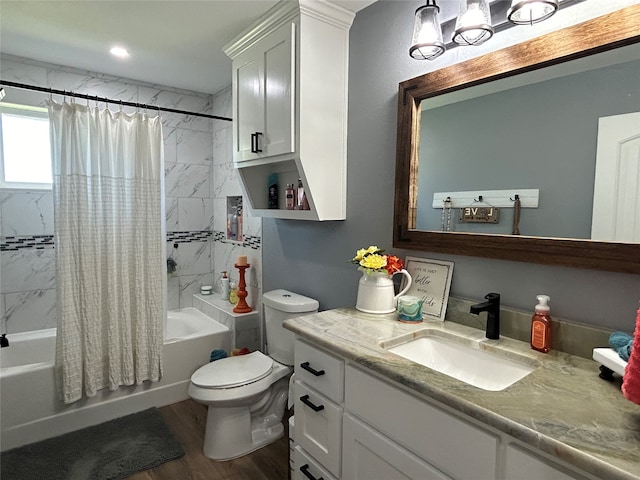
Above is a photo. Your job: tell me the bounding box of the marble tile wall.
[0,55,263,335]
[211,86,263,316]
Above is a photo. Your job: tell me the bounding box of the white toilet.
[188,289,319,461]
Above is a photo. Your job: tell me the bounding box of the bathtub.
[0,307,230,451]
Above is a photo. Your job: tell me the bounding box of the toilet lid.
[191,351,274,388]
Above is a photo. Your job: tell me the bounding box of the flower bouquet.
[349,246,412,314]
[349,246,405,275]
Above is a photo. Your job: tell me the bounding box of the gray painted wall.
[263,1,640,333]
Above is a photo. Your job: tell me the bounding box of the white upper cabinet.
[224,0,353,221]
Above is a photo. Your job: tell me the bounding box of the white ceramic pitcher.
[355,268,412,314]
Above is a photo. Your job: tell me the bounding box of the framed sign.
[401,257,454,321]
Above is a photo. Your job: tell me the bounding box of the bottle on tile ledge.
[220,271,230,299]
[531,295,552,353]
[229,282,239,305]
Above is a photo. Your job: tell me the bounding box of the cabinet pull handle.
[254,131,263,152]
[300,361,325,377]
[300,464,324,480]
[300,394,325,412]
[250,133,257,153]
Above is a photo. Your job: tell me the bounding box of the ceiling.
[0,0,376,95]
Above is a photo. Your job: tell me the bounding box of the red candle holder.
[233,263,252,313]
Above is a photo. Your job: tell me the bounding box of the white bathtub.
[0,307,230,451]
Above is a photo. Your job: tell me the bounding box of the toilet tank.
[263,289,319,366]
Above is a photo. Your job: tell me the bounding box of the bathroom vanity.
[284,309,640,480]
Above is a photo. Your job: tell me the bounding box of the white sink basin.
[386,335,538,391]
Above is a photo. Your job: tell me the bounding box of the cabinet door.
[343,414,452,480]
[232,22,295,162]
[233,46,264,162]
[263,21,295,159]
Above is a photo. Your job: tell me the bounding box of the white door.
[591,112,640,241]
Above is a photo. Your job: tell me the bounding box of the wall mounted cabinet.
[224,0,353,220]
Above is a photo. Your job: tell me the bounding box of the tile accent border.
[210,230,260,250]
[1,230,261,251]
[0,235,55,251]
[166,230,213,243]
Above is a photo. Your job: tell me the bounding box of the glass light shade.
[410,0,445,60]
[453,0,494,46]
[507,0,559,25]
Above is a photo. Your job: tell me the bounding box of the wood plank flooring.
[128,399,290,480]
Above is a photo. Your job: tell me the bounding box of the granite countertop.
[283,308,640,480]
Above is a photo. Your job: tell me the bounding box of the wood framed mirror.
[394,4,640,274]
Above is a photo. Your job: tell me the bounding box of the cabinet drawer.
[293,445,338,480]
[345,365,498,480]
[294,380,342,478]
[343,413,452,480]
[295,339,344,403]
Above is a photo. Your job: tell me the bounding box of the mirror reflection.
[415,45,640,242]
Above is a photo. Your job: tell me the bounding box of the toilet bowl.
[188,351,292,460]
[188,289,319,461]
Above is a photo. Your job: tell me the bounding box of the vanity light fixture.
[410,0,445,60]
[507,0,559,25]
[453,0,494,46]
[411,0,568,60]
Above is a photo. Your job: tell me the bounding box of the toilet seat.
[191,351,274,389]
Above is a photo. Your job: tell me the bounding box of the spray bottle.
[531,295,552,353]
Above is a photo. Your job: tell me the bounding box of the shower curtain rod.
[0,80,232,122]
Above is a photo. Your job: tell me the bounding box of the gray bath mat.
[1,407,184,480]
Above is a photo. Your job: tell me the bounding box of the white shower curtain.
[48,100,165,404]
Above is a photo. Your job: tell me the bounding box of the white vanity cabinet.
[224,0,353,221]
[292,336,597,480]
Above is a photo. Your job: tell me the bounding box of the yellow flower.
[353,245,380,262]
[360,254,387,270]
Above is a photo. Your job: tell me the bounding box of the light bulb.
[453,0,493,46]
[507,0,558,25]
[410,0,445,60]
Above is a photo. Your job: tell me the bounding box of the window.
[0,103,52,189]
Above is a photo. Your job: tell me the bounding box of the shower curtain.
[48,100,165,404]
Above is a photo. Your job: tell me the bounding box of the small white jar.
[201,285,213,295]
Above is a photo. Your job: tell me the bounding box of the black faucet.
[470,293,501,340]
[0,334,9,348]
